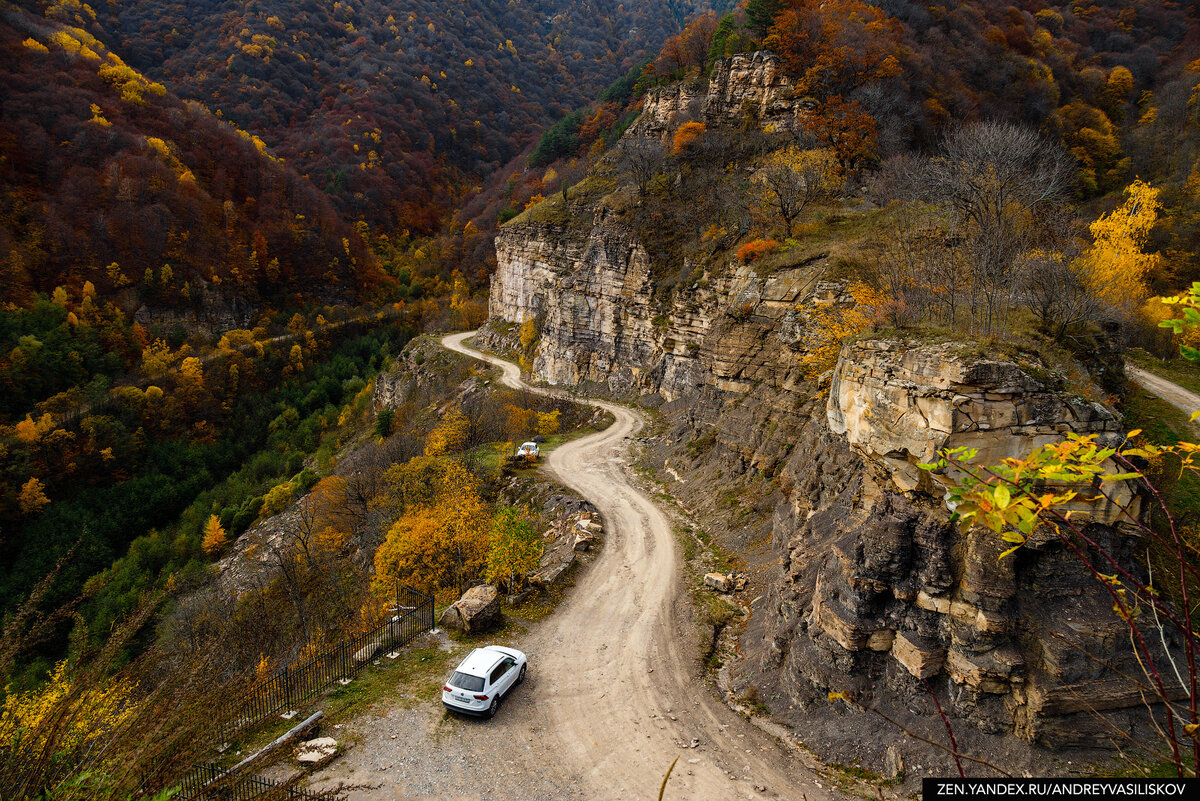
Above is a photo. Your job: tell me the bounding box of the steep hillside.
[477,54,1180,773]
[84,0,732,231]
[0,4,381,310]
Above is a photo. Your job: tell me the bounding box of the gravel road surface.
[313,331,841,801]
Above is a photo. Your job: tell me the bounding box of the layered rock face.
[488,215,1162,756]
[484,51,1162,767]
[489,209,1161,748]
[631,51,807,138]
[490,216,659,394]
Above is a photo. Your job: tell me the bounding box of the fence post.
[282,665,291,711]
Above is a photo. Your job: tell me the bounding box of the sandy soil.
[312,332,844,800]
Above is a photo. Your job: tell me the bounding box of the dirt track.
[436,332,836,801]
[1127,365,1200,418]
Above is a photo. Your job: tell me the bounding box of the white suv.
[442,645,527,719]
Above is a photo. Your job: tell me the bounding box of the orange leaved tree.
[373,459,490,598]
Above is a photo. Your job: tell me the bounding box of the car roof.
[455,647,505,677]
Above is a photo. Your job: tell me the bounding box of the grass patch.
[505,172,617,228]
[737,685,771,717]
[500,572,577,625]
[538,415,614,453]
[1124,391,1200,531]
[324,645,458,719]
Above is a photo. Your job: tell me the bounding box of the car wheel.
[485,697,499,719]
[517,664,527,684]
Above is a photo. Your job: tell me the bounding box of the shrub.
[736,238,781,263]
[671,121,706,154]
[260,483,292,517]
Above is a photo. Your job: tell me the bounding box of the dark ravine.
[478,56,1174,777]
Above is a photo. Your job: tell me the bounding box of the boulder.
[704,573,732,593]
[438,585,501,633]
[530,553,575,585]
[295,736,339,769]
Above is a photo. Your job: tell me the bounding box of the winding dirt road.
[439,332,835,801]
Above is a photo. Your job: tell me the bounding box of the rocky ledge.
[485,209,1169,770]
[632,51,807,138]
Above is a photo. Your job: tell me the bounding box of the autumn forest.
[2,0,1200,796]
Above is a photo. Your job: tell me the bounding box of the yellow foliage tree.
[373,460,490,596]
[0,660,136,755]
[424,405,469,456]
[486,506,542,591]
[536,409,561,437]
[261,483,293,516]
[217,328,257,352]
[372,456,444,520]
[1077,179,1161,322]
[18,477,50,515]
[799,281,883,377]
[519,317,538,350]
[14,416,40,444]
[505,404,538,440]
[671,121,706,155]
[755,146,839,237]
[201,514,228,555]
[140,339,174,376]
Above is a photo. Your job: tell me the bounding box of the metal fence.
[181,586,435,800]
[233,585,434,730]
[179,762,323,801]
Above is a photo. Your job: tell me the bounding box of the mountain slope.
[91,0,732,231]
[0,4,381,308]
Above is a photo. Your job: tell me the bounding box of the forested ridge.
[0,4,381,310]
[88,0,732,231]
[3,0,1200,796]
[625,0,1200,286]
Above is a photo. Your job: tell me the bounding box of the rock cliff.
[481,55,1164,773]
[486,218,1166,770]
[631,51,808,138]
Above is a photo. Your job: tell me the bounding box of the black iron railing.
[231,585,434,732]
[180,586,434,800]
[179,762,322,800]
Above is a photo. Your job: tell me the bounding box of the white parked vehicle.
[442,645,527,718]
[516,441,539,458]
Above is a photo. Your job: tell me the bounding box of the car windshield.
[450,671,484,692]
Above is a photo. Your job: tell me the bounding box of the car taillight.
[443,685,452,692]
[473,694,488,700]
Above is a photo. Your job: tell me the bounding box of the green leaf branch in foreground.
[920,432,1200,775]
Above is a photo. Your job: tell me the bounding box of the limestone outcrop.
[483,47,1161,771]
[631,52,807,138]
[485,199,1163,764]
[827,339,1138,520]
